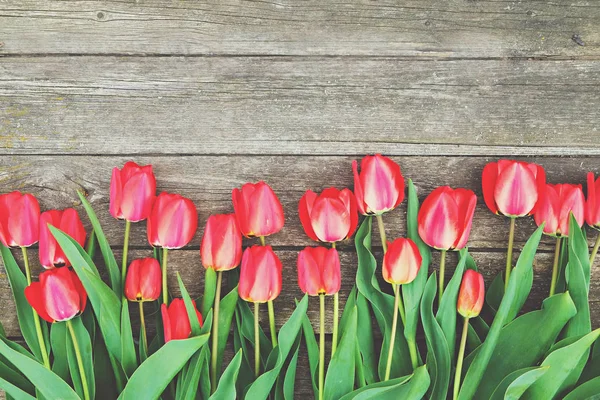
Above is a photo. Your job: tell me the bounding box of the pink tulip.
[297,247,341,296]
[161,298,203,342]
[238,245,282,303]
[352,154,405,215]
[382,238,422,285]
[298,188,358,243]
[457,270,485,318]
[39,209,86,269]
[110,161,156,222]
[200,214,242,271]
[534,183,585,236]
[232,181,285,238]
[124,258,162,302]
[147,192,198,249]
[0,191,40,248]
[586,172,600,229]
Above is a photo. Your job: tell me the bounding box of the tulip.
[232,181,284,238]
[454,270,485,400]
[418,186,477,300]
[161,298,203,343]
[201,214,242,272]
[352,154,405,216]
[297,247,341,296]
[0,191,40,249]
[110,161,156,222]
[382,238,422,285]
[39,209,86,269]
[586,172,600,266]
[124,258,162,302]
[299,188,358,243]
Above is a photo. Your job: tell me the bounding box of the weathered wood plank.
[0,0,598,57]
[1,57,600,154]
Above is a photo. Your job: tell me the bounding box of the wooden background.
[1,0,599,398]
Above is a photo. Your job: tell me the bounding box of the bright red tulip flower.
[110,161,156,222]
[161,298,203,343]
[482,160,546,217]
[147,192,198,249]
[232,181,284,238]
[382,238,422,285]
[39,208,86,269]
[352,154,405,215]
[0,191,40,248]
[297,247,341,296]
[24,267,87,323]
[238,245,282,303]
[299,188,358,243]
[418,186,477,251]
[200,214,242,271]
[457,270,485,318]
[586,173,600,229]
[124,258,162,302]
[534,183,585,237]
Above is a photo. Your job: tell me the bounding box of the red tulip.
[482,160,546,217]
[232,181,284,238]
[161,298,203,342]
[200,214,242,271]
[534,183,585,237]
[147,192,198,249]
[124,258,162,302]
[457,270,485,318]
[352,154,405,215]
[0,191,40,248]
[110,161,156,222]
[299,188,358,243]
[24,267,87,323]
[418,187,477,251]
[297,247,341,296]
[39,209,86,269]
[382,238,422,285]
[238,245,282,303]
[586,172,600,229]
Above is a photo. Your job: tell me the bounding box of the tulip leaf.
[421,273,450,400]
[177,273,202,336]
[458,225,543,400]
[0,376,36,400]
[521,329,600,399]
[77,191,121,295]
[209,350,243,400]
[0,337,79,399]
[485,273,504,315]
[120,301,137,377]
[201,268,217,318]
[339,365,430,400]
[324,305,357,399]
[488,366,549,400]
[65,318,96,400]
[216,285,239,378]
[178,348,205,400]
[0,356,34,396]
[563,376,600,400]
[118,334,209,400]
[283,337,301,400]
[356,291,378,385]
[465,324,482,354]
[301,304,319,400]
[93,332,119,400]
[465,292,577,399]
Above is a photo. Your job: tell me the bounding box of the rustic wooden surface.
[1,0,599,398]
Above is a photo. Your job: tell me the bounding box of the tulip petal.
[534,185,560,235]
[298,191,319,242]
[352,160,367,215]
[558,184,585,235]
[418,187,460,250]
[24,282,54,323]
[42,267,81,322]
[339,188,359,239]
[9,194,40,247]
[494,162,538,217]
[481,162,499,214]
[311,196,350,243]
[109,167,123,219]
[453,189,477,250]
[587,172,599,227]
[161,303,172,342]
[297,249,323,296]
[39,210,62,268]
[361,155,403,214]
[121,170,156,222]
[0,192,21,247]
[321,248,341,295]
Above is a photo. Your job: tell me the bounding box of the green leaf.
[522,329,600,399]
[120,301,137,377]
[85,229,98,259]
[202,268,217,318]
[177,273,202,336]
[488,367,549,400]
[118,334,209,400]
[0,337,79,399]
[178,349,204,400]
[339,365,430,400]
[93,332,119,400]
[216,285,239,378]
[283,338,301,400]
[65,318,95,400]
[0,357,34,396]
[564,376,600,400]
[485,273,504,315]
[209,350,243,400]
[50,321,69,382]
[339,375,412,400]
[0,376,36,400]
[324,306,357,399]
[356,291,377,385]
[301,305,319,400]
[421,273,450,400]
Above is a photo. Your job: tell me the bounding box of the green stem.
[254,302,260,378]
[504,217,516,291]
[319,294,325,400]
[267,300,277,348]
[210,271,223,393]
[121,220,131,300]
[331,241,339,357]
[549,237,562,297]
[375,214,388,253]
[161,248,169,304]
[439,249,447,302]
[453,317,470,400]
[67,319,90,400]
[259,236,266,246]
[139,302,148,355]
[590,233,600,266]
[384,284,400,381]
[408,339,419,370]
[22,247,50,369]
[108,354,125,393]
[396,285,407,327]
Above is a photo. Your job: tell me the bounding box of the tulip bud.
[534,183,585,237]
[161,298,203,342]
[297,247,341,296]
[0,191,40,248]
[457,270,485,318]
[238,245,282,303]
[24,267,87,323]
[124,258,162,302]
[352,154,405,215]
[417,186,477,251]
[232,181,284,238]
[200,214,242,271]
[39,209,86,269]
[147,192,198,249]
[110,161,156,222]
[298,188,358,243]
[586,172,600,229]
[482,160,546,217]
[382,238,422,285]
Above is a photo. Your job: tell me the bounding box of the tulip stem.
[139,302,148,356]
[67,319,91,400]
[331,241,339,357]
[210,271,223,393]
[453,317,470,400]
[590,233,600,266]
[121,220,131,299]
[439,250,447,302]
[549,237,562,297]
[254,302,260,378]
[504,217,516,291]
[267,300,278,348]
[22,247,51,370]
[319,294,325,400]
[259,235,266,246]
[375,214,388,253]
[384,284,400,381]
[161,248,169,304]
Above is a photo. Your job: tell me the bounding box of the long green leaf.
[201,268,217,318]
[283,337,301,400]
[177,273,202,336]
[301,306,319,400]
[65,318,95,400]
[216,285,239,377]
[120,301,137,377]
[0,357,34,396]
[488,367,549,400]
[564,376,600,400]
[324,306,357,399]
[49,322,69,383]
[356,291,377,385]
[209,350,243,400]
[339,375,412,400]
[340,365,430,400]
[0,377,36,400]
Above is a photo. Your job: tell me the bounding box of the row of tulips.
[0,155,599,400]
